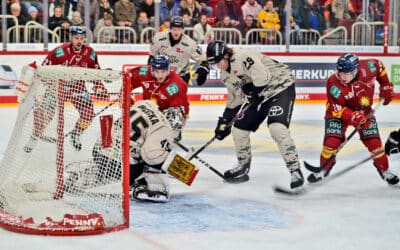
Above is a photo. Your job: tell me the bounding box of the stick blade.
[303,161,322,173]
[224,174,250,184]
[273,185,307,196]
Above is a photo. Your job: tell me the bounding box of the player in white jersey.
[90,100,184,202]
[206,40,304,189]
[148,16,209,86]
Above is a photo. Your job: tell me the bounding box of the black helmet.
[206,40,227,64]
[171,16,184,28]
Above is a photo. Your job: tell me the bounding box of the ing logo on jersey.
[329,84,342,99]
[166,83,179,96]
[366,61,376,73]
[176,47,184,54]
[55,48,65,58]
[359,96,371,107]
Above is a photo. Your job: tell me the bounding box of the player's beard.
[72,43,83,53]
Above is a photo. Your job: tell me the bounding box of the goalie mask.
[163,107,186,141]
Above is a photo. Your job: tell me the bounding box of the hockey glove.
[215,116,232,140]
[195,65,209,86]
[379,84,394,105]
[242,81,263,105]
[350,111,371,130]
[385,130,400,155]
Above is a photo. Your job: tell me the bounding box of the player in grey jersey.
[148,16,209,86]
[206,40,304,189]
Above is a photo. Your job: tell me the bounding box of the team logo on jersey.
[366,61,376,73]
[329,84,342,99]
[55,48,65,58]
[268,106,283,116]
[166,83,179,96]
[90,50,96,61]
[176,48,184,54]
[139,66,149,76]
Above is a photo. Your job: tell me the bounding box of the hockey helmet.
[206,40,227,64]
[336,53,359,73]
[171,16,184,28]
[152,55,170,71]
[70,26,86,37]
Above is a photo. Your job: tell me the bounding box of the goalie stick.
[273,148,386,196]
[304,99,384,173]
[174,141,249,183]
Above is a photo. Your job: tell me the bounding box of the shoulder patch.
[90,50,96,61]
[196,46,203,55]
[139,66,149,76]
[55,47,65,58]
[365,61,376,73]
[329,84,342,99]
[166,83,179,96]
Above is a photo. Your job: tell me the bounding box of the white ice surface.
[1,103,400,250]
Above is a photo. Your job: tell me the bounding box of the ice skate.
[224,161,250,181]
[290,169,304,189]
[378,169,399,185]
[24,136,38,153]
[131,172,170,202]
[70,130,82,151]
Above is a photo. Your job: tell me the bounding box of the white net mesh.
[0,65,129,235]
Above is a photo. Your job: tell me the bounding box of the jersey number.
[129,110,149,141]
[243,57,254,70]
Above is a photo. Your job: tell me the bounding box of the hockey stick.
[174,141,247,183]
[187,100,251,161]
[273,148,386,196]
[304,99,384,173]
[39,98,119,144]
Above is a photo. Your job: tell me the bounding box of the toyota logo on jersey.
[268,106,283,116]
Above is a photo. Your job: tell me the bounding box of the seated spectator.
[331,0,355,28]
[241,0,262,21]
[49,5,71,41]
[193,13,214,43]
[215,0,242,27]
[139,0,155,21]
[49,0,73,20]
[182,11,194,27]
[27,5,42,24]
[297,0,327,44]
[180,0,201,24]
[238,14,258,44]
[198,0,213,17]
[70,11,84,26]
[159,17,171,31]
[94,13,118,43]
[215,15,241,43]
[99,0,115,20]
[114,0,136,27]
[77,0,99,30]
[7,2,28,42]
[160,0,180,24]
[133,10,154,43]
[257,0,280,44]
[7,0,28,17]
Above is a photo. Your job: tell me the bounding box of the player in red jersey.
[307,53,398,185]
[128,55,189,141]
[25,26,109,152]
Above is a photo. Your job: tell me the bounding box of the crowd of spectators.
[0,0,389,45]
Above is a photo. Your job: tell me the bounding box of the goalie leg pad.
[132,172,170,202]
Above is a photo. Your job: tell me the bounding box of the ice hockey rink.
[1,102,399,250]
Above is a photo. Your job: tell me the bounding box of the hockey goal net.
[0,65,131,235]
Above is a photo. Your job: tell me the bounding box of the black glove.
[195,65,209,86]
[214,117,232,140]
[242,81,263,105]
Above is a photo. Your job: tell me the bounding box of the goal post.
[0,65,131,235]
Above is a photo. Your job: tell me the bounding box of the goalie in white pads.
[91,100,186,202]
